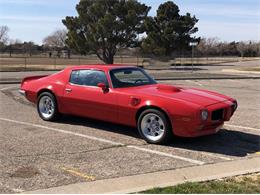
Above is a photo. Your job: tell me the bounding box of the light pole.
[189,42,198,73]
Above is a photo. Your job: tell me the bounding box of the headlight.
[201,110,209,121]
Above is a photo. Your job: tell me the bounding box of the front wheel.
[37,92,60,121]
[137,109,173,144]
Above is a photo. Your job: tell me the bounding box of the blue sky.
[0,0,259,44]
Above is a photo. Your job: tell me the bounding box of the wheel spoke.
[39,96,55,119]
[157,128,164,134]
[140,113,166,142]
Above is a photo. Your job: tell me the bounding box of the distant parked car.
[20,65,237,144]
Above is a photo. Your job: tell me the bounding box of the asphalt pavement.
[0,78,259,193]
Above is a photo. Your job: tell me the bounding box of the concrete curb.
[1,76,260,85]
[25,157,260,194]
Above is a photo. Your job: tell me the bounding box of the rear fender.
[20,75,49,103]
[21,75,48,88]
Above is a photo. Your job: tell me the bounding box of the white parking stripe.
[12,189,24,193]
[127,145,204,165]
[0,86,18,91]
[225,124,260,132]
[198,151,232,161]
[171,147,232,161]
[0,117,205,165]
[0,117,124,146]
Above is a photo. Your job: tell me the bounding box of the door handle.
[65,88,72,93]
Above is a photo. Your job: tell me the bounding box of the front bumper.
[172,100,237,137]
[19,89,26,97]
[173,121,224,137]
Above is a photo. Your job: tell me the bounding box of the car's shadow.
[58,115,140,139]
[169,129,260,157]
[57,115,260,157]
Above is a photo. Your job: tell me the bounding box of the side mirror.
[97,83,109,93]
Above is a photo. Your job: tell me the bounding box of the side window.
[70,70,108,87]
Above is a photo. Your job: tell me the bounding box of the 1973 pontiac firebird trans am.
[20,65,237,144]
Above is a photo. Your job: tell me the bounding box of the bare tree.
[236,41,248,58]
[196,38,207,55]
[23,41,36,56]
[7,39,22,57]
[0,25,9,46]
[197,37,220,57]
[248,41,260,57]
[255,42,260,56]
[43,29,67,48]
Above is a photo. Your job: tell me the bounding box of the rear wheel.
[37,92,60,121]
[137,109,172,144]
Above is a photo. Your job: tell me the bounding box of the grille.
[211,109,224,121]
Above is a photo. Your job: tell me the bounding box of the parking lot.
[0,78,259,193]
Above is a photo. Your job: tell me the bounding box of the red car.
[20,65,237,144]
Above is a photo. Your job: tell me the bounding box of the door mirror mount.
[97,83,109,93]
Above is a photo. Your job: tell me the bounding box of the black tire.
[37,92,60,121]
[137,109,173,144]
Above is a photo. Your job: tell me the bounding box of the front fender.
[136,98,201,135]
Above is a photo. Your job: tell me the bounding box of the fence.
[0,54,146,71]
[0,52,258,72]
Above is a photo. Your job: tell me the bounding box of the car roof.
[65,64,138,71]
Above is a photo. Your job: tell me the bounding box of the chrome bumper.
[19,89,26,97]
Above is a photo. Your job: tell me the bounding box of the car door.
[62,69,118,123]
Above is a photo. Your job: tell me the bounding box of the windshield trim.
[109,67,157,89]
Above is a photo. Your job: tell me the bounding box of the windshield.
[110,68,157,88]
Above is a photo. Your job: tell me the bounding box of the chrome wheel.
[140,113,165,142]
[38,96,55,119]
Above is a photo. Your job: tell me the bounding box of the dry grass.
[1,56,259,71]
[239,67,260,72]
[142,172,260,194]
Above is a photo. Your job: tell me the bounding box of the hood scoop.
[156,84,181,93]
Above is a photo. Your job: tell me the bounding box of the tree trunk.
[103,54,114,64]
[103,49,114,64]
[96,48,115,64]
[165,47,172,56]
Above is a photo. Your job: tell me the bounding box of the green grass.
[141,173,260,194]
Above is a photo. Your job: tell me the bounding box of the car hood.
[121,84,231,107]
